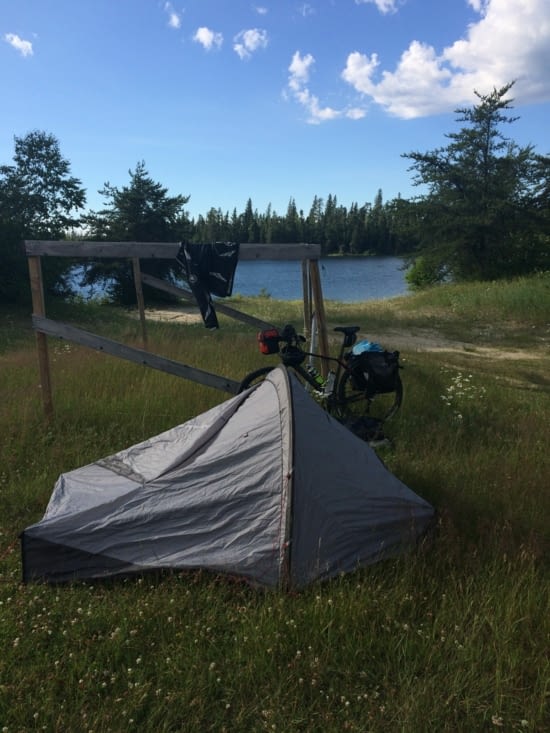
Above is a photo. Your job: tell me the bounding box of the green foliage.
[0,279,548,731]
[81,161,191,304]
[405,254,448,290]
[0,220,29,304]
[0,130,85,237]
[191,190,415,257]
[403,82,550,284]
[0,131,87,303]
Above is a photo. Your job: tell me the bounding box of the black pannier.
[349,350,400,397]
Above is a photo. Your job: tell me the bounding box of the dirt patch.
[137,308,545,363]
[361,328,543,361]
[134,306,203,325]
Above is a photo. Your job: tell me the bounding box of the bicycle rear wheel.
[238,366,275,393]
[337,370,403,423]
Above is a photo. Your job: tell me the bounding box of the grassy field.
[1,274,549,732]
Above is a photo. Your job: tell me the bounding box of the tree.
[383,196,421,257]
[0,130,86,303]
[323,194,340,254]
[304,195,324,245]
[364,189,391,255]
[402,83,550,286]
[194,207,231,243]
[347,202,366,254]
[241,198,259,243]
[81,162,190,304]
[1,130,85,236]
[283,197,303,243]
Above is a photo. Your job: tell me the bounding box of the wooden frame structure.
[25,240,329,420]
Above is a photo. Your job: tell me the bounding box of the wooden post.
[24,241,327,400]
[301,259,312,341]
[308,259,329,377]
[132,257,148,349]
[28,255,54,421]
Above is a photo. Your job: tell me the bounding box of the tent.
[21,367,434,589]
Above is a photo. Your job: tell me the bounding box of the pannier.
[349,350,400,397]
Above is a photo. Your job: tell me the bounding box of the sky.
[1,0,549,220]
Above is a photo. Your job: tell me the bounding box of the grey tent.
[21,367,434,589]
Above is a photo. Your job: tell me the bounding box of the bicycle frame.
[241,323,402,433]
[276,324,360,408]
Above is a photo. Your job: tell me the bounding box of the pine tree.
[403,82,550,284]
[81,161,189,304]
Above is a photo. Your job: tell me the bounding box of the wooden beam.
[24,241,321,260]
[32,316,241,395]
[132,258,148,349]
[301,259,312,341]
[140,273,276,331]
[309,260,330,377]
[25,241,178,258]
[27,256,54,421]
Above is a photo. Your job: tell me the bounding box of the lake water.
[73,255,409,303]
[231,256,409,302]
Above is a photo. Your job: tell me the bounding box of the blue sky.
[2,0,549,220]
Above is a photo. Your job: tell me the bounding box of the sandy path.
[138,307,546,362]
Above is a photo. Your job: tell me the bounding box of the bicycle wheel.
[238,366,275,393]
[337,370,403,423]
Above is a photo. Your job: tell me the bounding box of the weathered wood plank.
[140,273,276,331]
[28,257,54,421]
[132,258,148,348]
[309,259,330,376]
[25,241,178,258]
[32,315,241,395]
[24,240,321,260]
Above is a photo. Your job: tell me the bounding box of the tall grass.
[0,277,549,732]
[338,272,550,347]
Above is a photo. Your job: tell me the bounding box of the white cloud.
[193,27,223,51]
[4,33,33,57]
[355,0,399,14]
[163,2,182,29]
[467,0,489,12]
[342,0,550,118]
[254,5,268,15]
[346,107,367,120]
[288,50,315,90]
[298,3,316,17]
[233,28,268,60]
[287,51,366,123]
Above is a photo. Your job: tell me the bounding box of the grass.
[355,272,550,347]
[0,274,549,732]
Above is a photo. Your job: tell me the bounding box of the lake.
[73,255,409,303]
[231,256,409,302]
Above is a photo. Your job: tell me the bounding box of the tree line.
[1,81,548,304]
[189,190,416,257]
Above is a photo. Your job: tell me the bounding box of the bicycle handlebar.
[280,324,305,345]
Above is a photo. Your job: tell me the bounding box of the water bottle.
[306,364,324,388]
[323,370,336,396]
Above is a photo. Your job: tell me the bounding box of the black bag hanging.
[176,241,240,329]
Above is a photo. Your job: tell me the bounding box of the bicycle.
[239,324,403,443]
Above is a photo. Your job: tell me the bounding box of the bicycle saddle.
[334,325,360,348]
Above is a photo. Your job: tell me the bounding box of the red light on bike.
[257,328,281,355]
